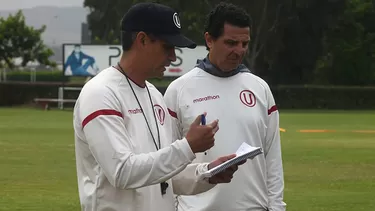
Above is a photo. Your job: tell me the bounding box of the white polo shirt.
[164,67,286,211]
[73,67,214,211]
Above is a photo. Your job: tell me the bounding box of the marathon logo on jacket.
[128,108,143,114]
[193,95,220,103]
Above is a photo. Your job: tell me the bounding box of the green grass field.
[0,108,374,211]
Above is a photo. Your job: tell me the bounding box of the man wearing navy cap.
[73,3,244,211]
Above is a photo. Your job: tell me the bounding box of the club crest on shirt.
[239,90,256,107]
[153,104,166,125]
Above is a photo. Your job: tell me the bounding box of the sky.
[0,0,84,10]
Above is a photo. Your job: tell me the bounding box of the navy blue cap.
[121,3,197,49]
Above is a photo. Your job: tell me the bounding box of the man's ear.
[136,31,148,46]
[204,32,213,49]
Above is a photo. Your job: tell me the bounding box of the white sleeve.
[78,85,196,189]
[164,83,216,195]
[171,163,216,195]
[264,85,287,211]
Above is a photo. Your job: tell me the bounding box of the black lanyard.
[117,63,160,150]
[116,63,168,195]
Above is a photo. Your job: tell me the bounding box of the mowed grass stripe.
[0,108,374,211]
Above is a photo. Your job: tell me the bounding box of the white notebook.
[201,142,263,178]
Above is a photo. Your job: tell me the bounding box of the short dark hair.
[121,31,158,51]
[121,31,138,51]
[204,2,252,50]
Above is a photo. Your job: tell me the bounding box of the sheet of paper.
[236,142,258,156]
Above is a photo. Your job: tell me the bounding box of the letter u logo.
[239,90,256,107]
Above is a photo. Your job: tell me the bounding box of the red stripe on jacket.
[168,108,178,119]
[268,105,278,115]
[82,109,123,128]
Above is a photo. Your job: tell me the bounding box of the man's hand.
[186,113,219,153]
[207,154,246,184]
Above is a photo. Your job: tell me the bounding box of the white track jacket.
[73,67,215,211]
[164,66,286,211]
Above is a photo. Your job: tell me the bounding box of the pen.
[201,114,206,125]
[201,114,207,155]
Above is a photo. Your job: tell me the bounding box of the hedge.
[272,85,375,109]
[4,70,69,82]
[0,82,374,109]
[0,82,82,106]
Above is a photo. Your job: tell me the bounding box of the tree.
[83,0,286,74]
[316,0,375,86]
[83,0,209,44]
[84,0,354,85]
[84,0,143,44]
[0,10,55,69]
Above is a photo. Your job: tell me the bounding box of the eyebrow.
[224,39,250,45]
[225,38,250,42]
